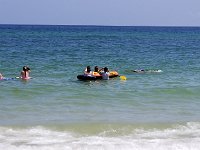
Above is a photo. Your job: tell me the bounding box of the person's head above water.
[0,73,3,79]
[23,66,30,71]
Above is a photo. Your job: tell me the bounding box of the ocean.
[0,25,200,149]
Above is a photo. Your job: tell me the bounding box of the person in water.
[21,66,31,79]
[84,66,93,76]
[0,73,4,80]
[133,69,162,73]
[102,67,110,80]
[133,69,145,73]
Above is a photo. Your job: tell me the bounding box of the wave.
[0,122,200,150]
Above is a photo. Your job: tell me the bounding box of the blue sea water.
[0,25,200,149]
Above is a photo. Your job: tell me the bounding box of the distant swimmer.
[0,73,15,80]
[0,73,4,80]
[21,66,31,79]
[133,69,145,73]
[133,69,163,73]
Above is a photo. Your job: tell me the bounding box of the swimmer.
[21,66,31,79]
[133,69,145,73]
[0,73,4,80]
[133,69,163,73]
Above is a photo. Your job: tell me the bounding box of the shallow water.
[0,25,200,149]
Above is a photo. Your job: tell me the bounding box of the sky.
[0,0,200,26]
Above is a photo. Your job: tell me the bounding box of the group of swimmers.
[84,66,110,80]
[1,65,163,81]
[1,65,110,80]
[0,66,31,80]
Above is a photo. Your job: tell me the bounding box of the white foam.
[156,69,163,72]
[0,122,200,150]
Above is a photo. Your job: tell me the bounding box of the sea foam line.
[0,122,200,150]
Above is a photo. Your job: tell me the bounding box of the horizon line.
[0,23,200,28]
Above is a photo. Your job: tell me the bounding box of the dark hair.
[94,66,99,72]
[104,67,108,72]
[86,66,91,73]
[23,66,30,71]
[23,66,27,71]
